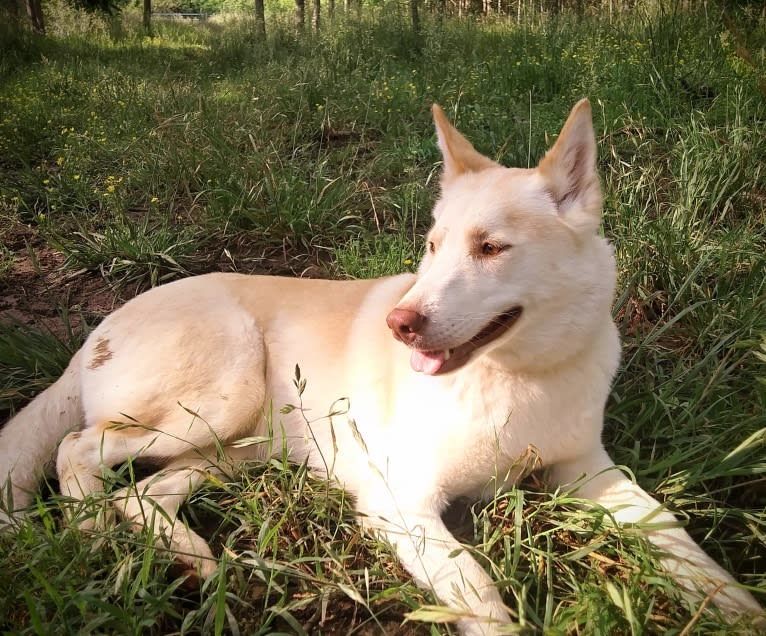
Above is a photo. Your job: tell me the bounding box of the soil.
[0,223,328,341]
[0,224,117,339]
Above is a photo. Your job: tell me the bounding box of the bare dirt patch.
[0,222,333,342]
[0,224,118,339]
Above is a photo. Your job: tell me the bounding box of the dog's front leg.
[366,508,512,635]
[551,448,764,626]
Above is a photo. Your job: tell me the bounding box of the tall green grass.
[1,3,765,634]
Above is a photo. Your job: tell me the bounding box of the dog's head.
[387,99,617,375]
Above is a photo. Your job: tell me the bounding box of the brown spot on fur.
[88,337,113,370]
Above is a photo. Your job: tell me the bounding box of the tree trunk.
[410,0,419,34]
[295,0,305,31]
[254,0,265,34]
[142,0,151,33]
[327,0,334,21]
[24,0,44,32]
[312,0,319,31]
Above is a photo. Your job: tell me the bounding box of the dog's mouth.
[410,307,523,376]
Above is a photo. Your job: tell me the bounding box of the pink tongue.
[410,350,446,375]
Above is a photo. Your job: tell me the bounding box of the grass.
[1,1,765,633]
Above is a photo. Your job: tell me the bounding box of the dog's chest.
[389,365,604,498]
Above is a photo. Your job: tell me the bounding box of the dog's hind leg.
[56,367,264,494]
[112,456,222,578]
[55,396,259,525]
[57,416,207,504]
[551,448,765,626]
[56,419,240,577]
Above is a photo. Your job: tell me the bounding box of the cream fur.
[0,100,762,634]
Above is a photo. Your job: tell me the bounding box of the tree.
[143,0,151,33]
[410,0,419,34]
[24,0,44,32]
[344,0,360,16]
[295,0,304,31]
[312,0,319,31]
[254,0,265,34]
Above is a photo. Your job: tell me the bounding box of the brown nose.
[386,308,426,344]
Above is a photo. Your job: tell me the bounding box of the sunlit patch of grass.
[333,232,419,279]
[47,213,208,289]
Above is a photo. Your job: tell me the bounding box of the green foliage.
[0,321,81,419]
[47,213,207,288]
[1,3,765,634]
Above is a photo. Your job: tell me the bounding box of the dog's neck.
[479,308,619,378]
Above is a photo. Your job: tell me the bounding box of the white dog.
[1,100,762,634]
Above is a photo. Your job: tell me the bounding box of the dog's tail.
[0,350,83,525]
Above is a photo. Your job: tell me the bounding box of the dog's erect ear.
[433,104,498,186]
[537,99,602,234]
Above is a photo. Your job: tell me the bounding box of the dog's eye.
[427,241,435,254]
[481,242,503,257]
